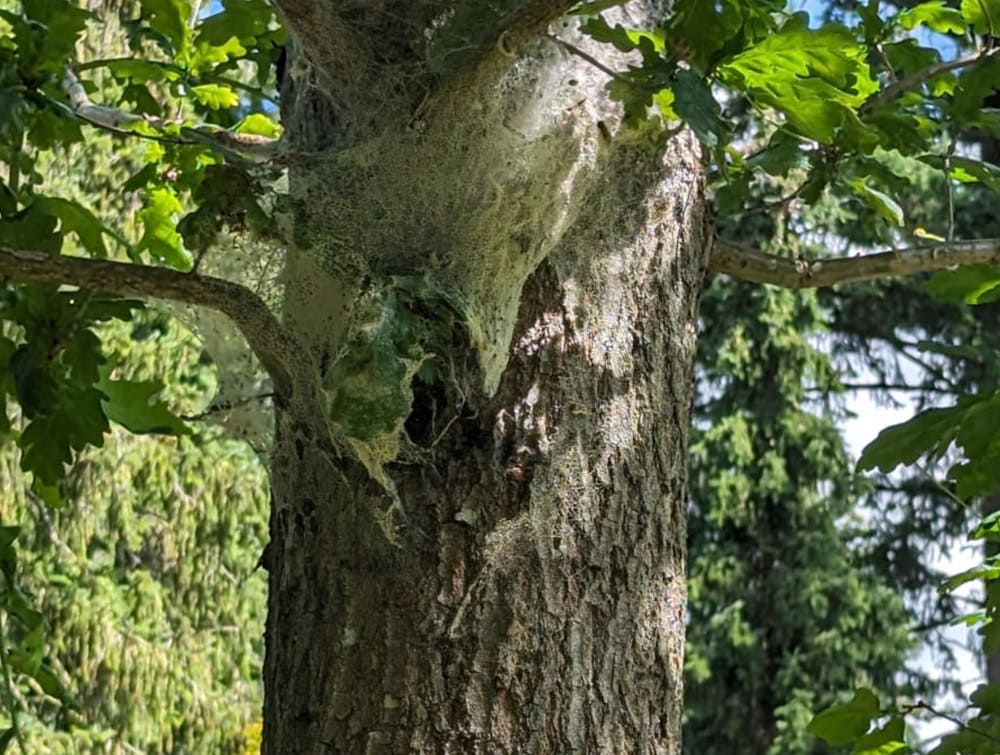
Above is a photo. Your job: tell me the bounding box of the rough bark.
[263,4,710,753]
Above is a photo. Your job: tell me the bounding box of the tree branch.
[711,237,1000,289]
[0,247,313,403]
[501,1,579,49]
[804,382,962,395]
[77,57,278,104]
[268,0,371,86]
[62,69,282,163]
[860,48,999,115]
[427,1,578,74]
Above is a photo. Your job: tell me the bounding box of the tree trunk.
[263,5,710,753]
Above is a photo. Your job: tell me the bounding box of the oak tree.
[5,1,1000,752]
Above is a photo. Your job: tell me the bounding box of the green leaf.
[196,0,273,45]
[859,0,886,44]
[235,113,281,138]
[808,688,880,746]
[137,187,192,269]
[8,623,45,675]
[97,371,190,436]
[579,17,643,53]
[672,68,726,147]
[931,727,995,755]
[747,132,809,177]
[0,526,18,583]
[952,56,1000,121]
[31,663,68,701]
[21,0,90,72]
[139,0,192,58]
[34,196,109,257]
[0,203,61,253]
[0,183,16,218]
[607,77,655,126]
[719,18,877,144]
[898,1,967,34]
[123,163,160,193]
[853,716,906,755]
[943,561,1000,592]
[18,379,110,484]
[882,40,941,79]
[971,684,1000,714]
[850,181,905,226]
[9,344,58,418]
[971,510,1000,540]
[26,107,84,150]
[30,479,64,509]
[921,154,1000,193]
[950,397,1000,497]
[0,728,15,753]
[925,265,1000,304]
[18,415,74,485]
[857,400,973,473]
[664,0,782,74]
[191,83,240,109]
[191,35,246,69]
[961,0,1000,34]
[859,389,1000,500]
[0,526,20,552]
[0,90,30,136]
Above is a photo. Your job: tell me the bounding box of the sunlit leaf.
[191,83,240,109]
[235,113,281,138]
[137,186,192,269]
[898,1,967,34]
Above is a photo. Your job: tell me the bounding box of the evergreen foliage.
[688,229,922,753]
[0,315,268,753]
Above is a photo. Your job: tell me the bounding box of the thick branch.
[711,237,1000,289]
[0,247,311,402]
[501,1,579,49]
[429,0,577,72]
[268,1,371,85]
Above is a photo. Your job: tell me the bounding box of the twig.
[731,184,806,219]
[946,140,956,242]
[711,236,1000,289]
[181,392,276,422]
[804,382,961,395]
[918,464,969,509]
[906,700,1000,746]
[860,48,999,115]
[544,34,631,84]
